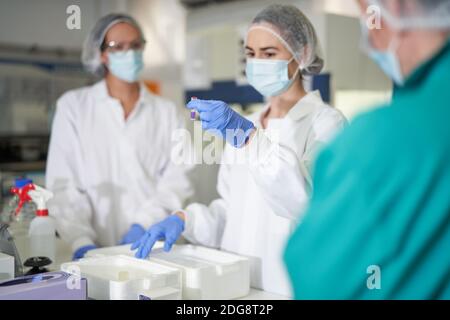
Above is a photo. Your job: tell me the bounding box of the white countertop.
[240,289,290,300]
[47,239,290,301]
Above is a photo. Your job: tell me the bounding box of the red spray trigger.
[10,183,35,216]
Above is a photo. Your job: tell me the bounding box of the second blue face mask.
[107,50,144,83]
[246,57,299,97]
[360,20,404,86]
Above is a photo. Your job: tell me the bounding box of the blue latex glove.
[119,224,146,245]
[186,99,255,148]
[131,215,185,259]
[72,245,97,261]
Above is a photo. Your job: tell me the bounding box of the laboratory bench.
[47,239,290,301]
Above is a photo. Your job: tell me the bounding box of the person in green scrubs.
[284,0,450,299]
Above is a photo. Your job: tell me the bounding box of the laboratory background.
[0,0,392,202]
[0,0,397,301]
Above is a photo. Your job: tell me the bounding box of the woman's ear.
[288,58,300,78]
[101,50,109,66]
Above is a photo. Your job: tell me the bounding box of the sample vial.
[190,97,198,121]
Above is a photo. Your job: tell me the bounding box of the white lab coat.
[46,80,193,252]
[182,91,347,296]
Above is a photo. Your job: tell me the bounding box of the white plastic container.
[29,215,56,261]
[85,244,251,300]
[85,242,164,258]
[151,245,250,300]
[0,253,14,281]
[61,255,181,300]
[27,185,56,261]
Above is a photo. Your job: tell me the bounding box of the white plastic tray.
[151,245,250,300]
[85,244,250,300]
[85,243,163,258]
[61,255,181,300]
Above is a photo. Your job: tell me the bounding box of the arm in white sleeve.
[46,94,96,252]
[246,109,347,221]
[132,108,195,228]
[181,151,232,248]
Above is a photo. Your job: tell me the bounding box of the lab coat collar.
[257,90,324,124]
[285,90,325,122]
[91,80,152,124]
[92,80,150,106]
[92,80,109,100]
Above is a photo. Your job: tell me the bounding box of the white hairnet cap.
[368,0,450,30]
[82,13,145,76]
[248,4,324,76]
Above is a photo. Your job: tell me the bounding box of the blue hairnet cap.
[81,13,145,77]
[248,4,324,76]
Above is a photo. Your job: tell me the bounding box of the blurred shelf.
[0,161,46,173]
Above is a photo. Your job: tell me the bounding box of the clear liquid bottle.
[27,185,55,262]
[28,210,56,262]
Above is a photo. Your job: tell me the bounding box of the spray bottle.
[7,178,36,259]
[9,178,35,219]
[11,182,56,262]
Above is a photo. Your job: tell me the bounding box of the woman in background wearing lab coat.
[46,14,193,260]
[132,5,347,296]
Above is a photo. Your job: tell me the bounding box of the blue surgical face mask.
[246,57,300,97]
[107,50,144,83]
[360,20,404,86]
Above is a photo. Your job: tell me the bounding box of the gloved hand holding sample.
[186,99,255,148]
[132,214,185,259]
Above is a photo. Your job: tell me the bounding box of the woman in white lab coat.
[46,14,193,260]
[132,4,347,296]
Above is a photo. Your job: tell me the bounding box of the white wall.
[0,0,118,50]
[326,14,391,92]
[127,0,187,106]
[323,0,360,17]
